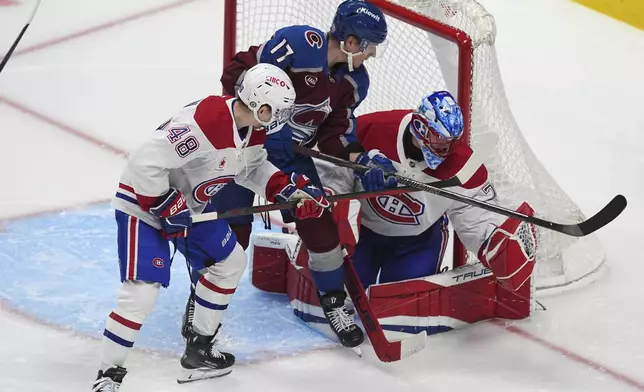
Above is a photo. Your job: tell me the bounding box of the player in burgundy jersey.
[183,1,395,349]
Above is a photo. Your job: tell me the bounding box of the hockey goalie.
[249,91,538,345]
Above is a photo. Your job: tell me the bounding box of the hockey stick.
[293,145,627,237]
[0,0,42,74]
[192,194,427,361]
[191,187,417,223]
[342,248,427,362]
[193,135,499,224]
[191,169,489,224]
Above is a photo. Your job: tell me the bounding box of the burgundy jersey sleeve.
[220,46,260,96]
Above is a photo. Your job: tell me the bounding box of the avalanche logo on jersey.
[287,98,333,143]
[193,176,235,204]
[367,194,425,225]
[305,30,324,49]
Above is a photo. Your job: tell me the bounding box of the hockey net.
[223,0,605,294]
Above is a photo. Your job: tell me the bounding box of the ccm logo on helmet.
[267,76,287,87]
[357,7,381,21]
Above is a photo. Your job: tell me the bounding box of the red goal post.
[222,0,606,294]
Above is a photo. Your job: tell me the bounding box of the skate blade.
[352,346,363,358]
[177,367,233,384]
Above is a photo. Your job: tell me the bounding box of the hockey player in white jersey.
[317,90,537,292]
[91,63,330,391]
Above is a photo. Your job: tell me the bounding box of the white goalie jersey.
[317,109,506,254]
[112,95,279,229]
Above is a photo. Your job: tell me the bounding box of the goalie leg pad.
[367,262,530,340]
[478,202,537,291]
[368,264,497,339]
[249,232,342,341]
[249,232,306,293]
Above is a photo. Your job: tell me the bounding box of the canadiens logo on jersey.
[288,97,333,143]
[152,258,165,268]
[367,194,426,225]
[193,176,235,204]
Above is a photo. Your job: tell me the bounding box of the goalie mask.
[409,91,464,170]
[237,63,296,131]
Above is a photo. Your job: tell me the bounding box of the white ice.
[1,0,643,391]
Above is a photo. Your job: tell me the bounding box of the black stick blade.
[541,194,627,237]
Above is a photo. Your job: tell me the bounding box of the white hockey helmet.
[237,63,296,128]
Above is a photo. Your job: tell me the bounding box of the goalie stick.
[193,190,429,361]
[0,0,42,74]
[342,248,427,362]
[293,145,627,237]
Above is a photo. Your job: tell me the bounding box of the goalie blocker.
[247,199,535,342]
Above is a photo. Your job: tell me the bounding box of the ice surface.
[1,0,643,391]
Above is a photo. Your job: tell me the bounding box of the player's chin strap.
[340,41,359,72]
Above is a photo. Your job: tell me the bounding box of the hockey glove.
[354,149,398,191]
[267,172,330,219]
[149,188,192,239]
[478,202,537,291]
[263,127,294,166]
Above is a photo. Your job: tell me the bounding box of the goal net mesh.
[226,0,605,293]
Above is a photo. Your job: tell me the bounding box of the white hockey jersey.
[316,109,505,254]
[111,95,280,229]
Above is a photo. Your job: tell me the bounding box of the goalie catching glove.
[267,172,330,219]
[478,202,537,291]
[149,188,192,239]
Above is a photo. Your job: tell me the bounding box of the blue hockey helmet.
[330,1,388,52]
[409,91,464,170]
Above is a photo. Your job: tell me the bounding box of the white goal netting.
[226,0,605,293]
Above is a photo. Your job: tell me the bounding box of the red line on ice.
[3,2,644,389]
[12,0,200,57]
[492,320,644,391]
[0,0,200,157]
[0,96,128,157]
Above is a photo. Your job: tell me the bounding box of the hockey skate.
[177,330,235,384]
[319,290,364,348]
[91,366,127,392]
[181,288,196,341]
